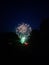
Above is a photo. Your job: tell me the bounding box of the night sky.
[0,1,49,32]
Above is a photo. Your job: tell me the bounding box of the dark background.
[0,0,49,32]
[0,0,49,64]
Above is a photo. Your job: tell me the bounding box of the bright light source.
[20,37,26,44]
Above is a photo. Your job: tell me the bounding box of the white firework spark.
[16,23,32,39]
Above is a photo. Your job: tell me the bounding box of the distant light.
[24,42,28,46]
[16,23,32,45]
[20,37,26,44]
[16,23,32,39]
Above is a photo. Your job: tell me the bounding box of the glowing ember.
[24,42,28,46]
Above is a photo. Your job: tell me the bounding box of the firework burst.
[16,23,32,44]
